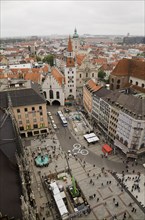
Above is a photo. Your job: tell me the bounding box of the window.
[39,106,42,110]
[68,71,69,74]
[17,109,20,113]
[18,115,21,119]
[56,91,60,99]
[40,117,43,121]
[117,79,120,84]
[70,89,72,93]
[130,80,132,83]
[40,112,43,116]
[92,73,94,77]
[32,112,36,117]
[19,121,22,125]
[86,73,88,77]
[142,84,144,88]
[111,78,114,83]
[136,81,138,86]
[26,120,30,124]
[33,124,38,129]
[20,126,24,131]
[49,90,53,99]
[80,74,82,78]
[25,114,28,118]
[24,108,28,112]
[33,118,37,123]
[32,107,35,111]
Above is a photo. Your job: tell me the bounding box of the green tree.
[43,54,54,66]
[98,69,106,79]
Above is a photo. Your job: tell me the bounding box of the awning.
[102,144,112,153]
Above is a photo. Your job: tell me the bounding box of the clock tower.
[64,36,76,100]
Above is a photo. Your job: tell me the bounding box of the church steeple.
[68,35,73,52]
[66,36,75,67]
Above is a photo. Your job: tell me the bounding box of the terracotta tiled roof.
[111,58,145,80]
[41,64,49,73]
[24,72,41,83]
[76,54,86,66]
[0,74,19,79]
[51,67,65,86]
[93,58,107,65]
[86,79,102,92]
[68,36,73,52]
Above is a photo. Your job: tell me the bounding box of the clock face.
[69,68,72,71]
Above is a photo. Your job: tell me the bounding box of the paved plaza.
[23,131,145,220]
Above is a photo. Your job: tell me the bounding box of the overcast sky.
[1,0,145,37]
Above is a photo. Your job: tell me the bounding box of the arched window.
[116,84,120,89]
[120,137,123,143]
[56,91,60,99]
[130,80,132,83]
[124,140,128,147]
[86,73,88,77]
[142,84,144,88]
[92,73,94,77]
[110,84,114,90]
[117,79,120,84]
[49,90,53,99]
[136,81,138,86]
[140,143,145,148]
[43,91,47,98]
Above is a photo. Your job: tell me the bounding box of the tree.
[98,69,106,79]
[43,54,54,66]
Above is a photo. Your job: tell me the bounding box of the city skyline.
[1,0,145,38]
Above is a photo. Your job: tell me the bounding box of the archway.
[67,94,74,100]
[46,101,50,105]
[52,100,61,106]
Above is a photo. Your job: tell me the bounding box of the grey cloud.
[1,0,144,37]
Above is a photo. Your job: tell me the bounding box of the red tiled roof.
[86,79,102,92]
[76,54,86,66]
[111,58,145,80]
[51,67,65,86]
[24,72,41,83]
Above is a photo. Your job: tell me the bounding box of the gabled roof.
[51,67,65,86]
[111,58,145,80]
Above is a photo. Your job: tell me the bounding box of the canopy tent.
[83,132,99,143]
[102,144,112,154]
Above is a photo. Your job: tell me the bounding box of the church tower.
[64,36,76,100]
[72,28,80,54]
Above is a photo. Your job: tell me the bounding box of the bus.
[57,111,68,127]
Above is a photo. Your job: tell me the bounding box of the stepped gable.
[51,67,65,86]
[111,58,145,80]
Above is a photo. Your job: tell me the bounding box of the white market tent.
[84,133,99,143]
[50,182,69,218]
